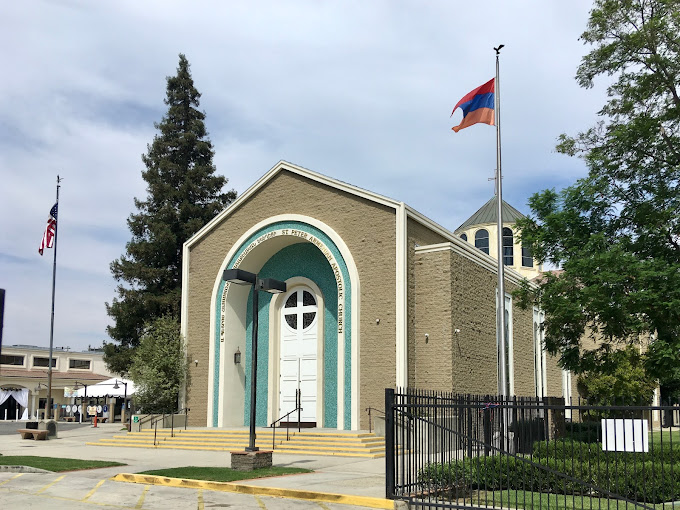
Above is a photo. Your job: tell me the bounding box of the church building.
[181,161,566,430]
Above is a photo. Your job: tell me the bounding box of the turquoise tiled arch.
[213,221,352,428]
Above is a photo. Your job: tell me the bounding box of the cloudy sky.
[0,1,606,353]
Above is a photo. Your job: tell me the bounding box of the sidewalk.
[0,422,389,503]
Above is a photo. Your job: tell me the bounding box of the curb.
[0,465,51,473]
[111,473,394,509]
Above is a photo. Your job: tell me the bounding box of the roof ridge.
[455,196,525,232]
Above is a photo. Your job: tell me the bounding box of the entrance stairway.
[86,428,387,458]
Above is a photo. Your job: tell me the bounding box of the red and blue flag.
[451,78,495,132]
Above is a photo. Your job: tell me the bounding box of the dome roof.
[455,196,525,232]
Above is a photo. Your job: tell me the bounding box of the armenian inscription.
[220,228,345,342]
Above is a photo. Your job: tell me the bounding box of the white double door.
[280,287,318,423]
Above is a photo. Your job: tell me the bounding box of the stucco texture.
[185,169,397,427]
[413,244,539,397]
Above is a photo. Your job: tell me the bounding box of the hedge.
[532,438,680,464]
[418,452,680,503]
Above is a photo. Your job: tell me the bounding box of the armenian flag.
[451,78,495,132]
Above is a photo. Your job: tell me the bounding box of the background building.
[0,344,113,421]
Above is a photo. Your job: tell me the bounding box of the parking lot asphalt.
[0,421,394,510]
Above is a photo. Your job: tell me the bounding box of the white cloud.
[0,0,604,351]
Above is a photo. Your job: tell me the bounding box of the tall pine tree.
[105,54,236,375]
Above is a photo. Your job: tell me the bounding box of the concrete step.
[97,437,385,452]
[122,433,384,446]
[87,439,385,458]
[87,427,386,458]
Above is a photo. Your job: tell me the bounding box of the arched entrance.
[280,286,319,425]
[209,217,360,430]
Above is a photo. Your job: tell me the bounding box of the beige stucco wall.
[413,243,542,397]
[185,170,397,428]
[407,218,449,387]
[413,248,454,390]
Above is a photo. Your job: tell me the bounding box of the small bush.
[418,443,680,504]
[564,421,601,442]
[533,438,680,464]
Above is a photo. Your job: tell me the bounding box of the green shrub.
[564,421,601,442]
[533,438,680,464]
[418,446,680,504]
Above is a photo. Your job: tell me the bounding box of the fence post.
[385,388,395,500]
[467,394,473,457]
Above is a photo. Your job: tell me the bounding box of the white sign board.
[601,419,649,452]
[63,386,78,398]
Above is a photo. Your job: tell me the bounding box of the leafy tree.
[516,0,680,398]
[577,346,657,405]
[105,54,236,374]
[129,316,187,413]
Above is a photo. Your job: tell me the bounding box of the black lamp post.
[223,268,286,452]
[113,379,128,424]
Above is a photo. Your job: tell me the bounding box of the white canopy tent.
[74,378,135,398]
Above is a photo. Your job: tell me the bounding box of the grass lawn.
[471,490,658,510]
[137,466,311,482]
[0,456,125,472]
[650,428,680,444]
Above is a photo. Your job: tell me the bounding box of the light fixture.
[194,359,199,367]
[223,268,257,285]
[113,381,120,390]
[258,278,286,294]
[234,347,241,364]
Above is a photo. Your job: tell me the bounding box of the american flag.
[38,203,58,256]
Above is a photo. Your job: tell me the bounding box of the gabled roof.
[186,160,402,248]
[455,196,525,232]
[182,160,533,288]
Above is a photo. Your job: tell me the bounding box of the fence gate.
[385,388,679,510]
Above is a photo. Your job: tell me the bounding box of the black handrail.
[132,407,190,439]
[170,407,190,437]
[269,389,303,449]
[136,413,159,432]
[365,406,385,433]
[151,413,166,445]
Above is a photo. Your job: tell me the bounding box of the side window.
[475,229,489,255]
[0,354,24,366]
[502,227,514,266]
[69,359,91,370]
[460,233,467,242]
[522,245,533,267]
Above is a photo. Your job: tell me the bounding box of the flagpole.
[45,175,62,421]
[494,45,508,399]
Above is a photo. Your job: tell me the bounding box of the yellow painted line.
[197,488,204,510]
[135,485,150,509]
[317,503,331,510]
[82,479,106,501]
[36,474,66,494]
[254,494,267,509]
[0,473,24,486]
[111,474,393,509]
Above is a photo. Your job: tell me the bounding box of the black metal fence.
[385,388,680,509]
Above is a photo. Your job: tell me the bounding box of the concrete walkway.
[0,422,393,509]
